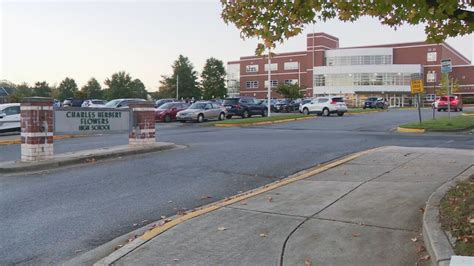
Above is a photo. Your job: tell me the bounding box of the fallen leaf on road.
[132,223,138,227]
[304,259,312,266]
[161,216,166,219]
[168,200,173,203]
[141,220,148,224]
[200,195,212,200]
[217,226,228,231]
[470,218,474,224]
[259,233,267,237]
[173,258,179,262]
[411,237,418,242]
[352,233,361,237]
[267,197,273,202]
[416,245,426,253]
[420,255,430,260]
[419,207,425,213]
[75,249,82,253]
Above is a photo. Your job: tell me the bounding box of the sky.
[1,0,473,91]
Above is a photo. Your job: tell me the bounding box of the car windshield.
[105,99,121,107]
[223,99,239,105]
[92,100,105,104]
[367,97,378,101]
[332,97,344,102]
[157,103,175,110]
[278,99,288,104]
[189,103,207,109]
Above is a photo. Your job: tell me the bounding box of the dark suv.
[223,97,268,119]
[363,97,387,109]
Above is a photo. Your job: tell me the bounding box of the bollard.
[129,102,155,146]
[20,97,54,161]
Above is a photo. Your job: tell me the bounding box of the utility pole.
[267,49,272,117]
[176,75,179,99]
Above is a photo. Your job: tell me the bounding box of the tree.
[158,55,200,99]
[81,78,103,99]
[104,71,148,100]
[438,75,460,96]
[275,83,304,101]
[221,1,474,55]
[32,81,52,97]
[201,57,227,99]
[57,77,78,100]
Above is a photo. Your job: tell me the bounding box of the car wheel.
[323,108,330,116]
[437,109,441,112]
[460,108,463,111]
[337,112,344,117]
[218,112,225,121]
[242,110,249,119]
[226,115,232,119]
[197,114,204,123]
[262,109,268,117]
[303,108,309,115]
[164,115,171,123]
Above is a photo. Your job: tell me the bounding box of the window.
[246,81,258,89]
[284,62,299,70]
[427,52,437,62]
[264,63,278,71]
[3,106,20,115]
[426,71,436,83]
[246,65,259,73]
[284,79,298,85]
[318,98,328,103]
[425,94,436,101]
[264,80,278,88]
[314,75,325,86]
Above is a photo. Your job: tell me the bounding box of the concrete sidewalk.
[95,146,473,266]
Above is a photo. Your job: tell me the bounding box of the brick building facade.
[227,32,473,107]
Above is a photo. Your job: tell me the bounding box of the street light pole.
[267,49,271,117]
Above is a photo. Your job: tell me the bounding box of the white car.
[81,99,107,107]
[300,97,348,116]
[0,103,21,132]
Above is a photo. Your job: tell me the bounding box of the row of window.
[245,62,300,73]
[245,79,299,89]
[325,55,392,66]
[314,72,417,87]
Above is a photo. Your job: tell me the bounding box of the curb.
[397,127,426,133]
[213,116,314,127]
[0,142,179,174]
[92,147,381,266]
[461,113,474,116]
[0,134,85,145]
[423,166,473,266]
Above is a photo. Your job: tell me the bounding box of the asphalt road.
[0,109,473,264]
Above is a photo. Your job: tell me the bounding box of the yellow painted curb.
[213,116,314,128]
[461,113,474,116]
[0,134,85,145]
[397,127,426,133]
[140,147,379,241]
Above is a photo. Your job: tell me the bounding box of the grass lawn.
[439,176,474,256]
[348,108,383,113]
[210,114,309,125]
[399,115,474,131]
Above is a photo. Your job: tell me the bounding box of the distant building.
[227,32,473,107]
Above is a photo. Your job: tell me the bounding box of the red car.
[436,96,463,112]
[155,102,190,122]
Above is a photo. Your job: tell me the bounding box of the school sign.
[54,108,130,134]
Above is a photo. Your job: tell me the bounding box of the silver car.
[176,101,227,123]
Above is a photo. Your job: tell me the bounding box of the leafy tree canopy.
[32,81,52,97]
[81,78,103,99]
[104,71,148,100]
[158,55,200,99]
[57,77,78,100]
[201,57,227,99]
[275,83,304,101]
[221,0,474,55]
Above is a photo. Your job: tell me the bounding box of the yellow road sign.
[410,80,424,94]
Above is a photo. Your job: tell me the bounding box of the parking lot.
[0,108,473,264]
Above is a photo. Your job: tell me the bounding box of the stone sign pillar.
[129,103,155,146]
[20,97,54,161]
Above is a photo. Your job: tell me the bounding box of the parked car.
[104,98,147,108]
[260,98,278,112]
[81,99,107,107]
[223,97,268,119]
[176,101,226,123]
[299,99,312,112]
[62,98,73,107]
[274,99,300,113]
[155,102,190,122]
[300,96,348,116]
[155,98,176,108]
[0,103,20,132]
[363,97,388,109]
[437,96,463,112]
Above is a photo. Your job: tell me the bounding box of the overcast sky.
[1,0,473,91]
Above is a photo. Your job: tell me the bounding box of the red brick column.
[129,103,155,146]
[20,97,54,161]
